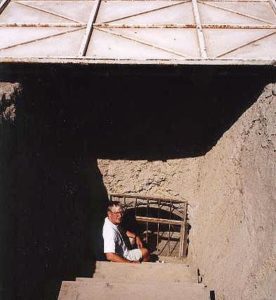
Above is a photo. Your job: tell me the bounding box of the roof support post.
[78,0,102,57]
[192,0,207,58]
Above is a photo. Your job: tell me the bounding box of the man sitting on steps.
[102,201,150,263]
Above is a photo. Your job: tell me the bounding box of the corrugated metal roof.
[0,0,275,65]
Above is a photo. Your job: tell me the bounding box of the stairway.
[58,260,210,300]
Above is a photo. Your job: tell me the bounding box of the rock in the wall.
[0,82,21,125]
[190,83,276,300]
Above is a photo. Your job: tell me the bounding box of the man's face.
[107,206,124,225]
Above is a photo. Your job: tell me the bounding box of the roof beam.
[192,0,207,58]
[78,0,102,56]
[0,23,84,27]
[93,23,276,29]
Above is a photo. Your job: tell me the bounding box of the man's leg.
[140,247,150,262]
[126,248,150,262]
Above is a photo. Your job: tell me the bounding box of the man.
[102,201,150,263]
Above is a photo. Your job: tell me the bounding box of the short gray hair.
[107,201,123,212]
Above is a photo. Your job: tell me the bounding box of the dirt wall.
[0,82,21,300]
[190,83,276,300]
[98,158,201,202]
[98,83,276,299]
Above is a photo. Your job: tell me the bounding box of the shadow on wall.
[1,78,109,299]
[29,64,273,160]
[0,64,275,299]
[14,129,109,298]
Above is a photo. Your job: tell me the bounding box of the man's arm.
[105,252,138,263]
[126,230,143,249]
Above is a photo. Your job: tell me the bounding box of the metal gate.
[109,193,188,257]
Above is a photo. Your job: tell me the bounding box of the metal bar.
[13,0,184,2]
[179,203,187,257]
[0,27,83,51]
[1,23,276,29]
[196,0,269,3]
[168,200,172,254]
[216,31,276,58]
[94,23,276,29]
[203,24,276,29]
[96,27,189,58]
[157,199,160,252]
[199,1,274,25]
[0,23,85,27]
[179,224,185,257]
[26,0,271,2]
[1,57,274,65]
[16,1,83,24]
[0,0,10,15]
[102,0,189,24]
[94,23,194,29]
[90,0,276,1]
[192,0,208,58]
[109,193,185,204]
[136,216,183,226]
[78,0,102,56]
[183,202,188,257]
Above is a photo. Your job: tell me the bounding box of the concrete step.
[58,280,209,300]
[96,260,190,269]
[76,277,205,287]
[93,261,197,282]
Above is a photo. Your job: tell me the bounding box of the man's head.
[107,201,124,225]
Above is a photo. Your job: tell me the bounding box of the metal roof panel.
[0,0,275,65]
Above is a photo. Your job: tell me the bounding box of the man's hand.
[135,236,143,249]
[126,230,144,248]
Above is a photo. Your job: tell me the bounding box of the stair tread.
[93,272,197,282]
[96,261,190,268]
[93,262,197,282]
[76,277,204,286]
[58,280,209,300]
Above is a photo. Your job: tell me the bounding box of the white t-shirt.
[102,217,129,258]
